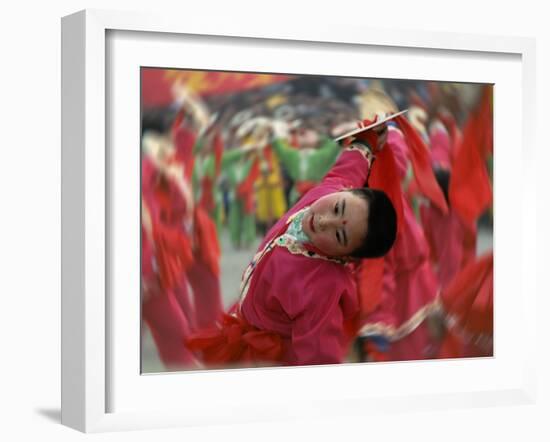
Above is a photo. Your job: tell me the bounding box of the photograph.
[140,67,494,373]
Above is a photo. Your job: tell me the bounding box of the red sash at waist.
[186,313,283,367]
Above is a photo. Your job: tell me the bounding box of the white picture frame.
[61,9,537,433]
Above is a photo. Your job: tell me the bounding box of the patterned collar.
[285,207,311,244]
[282,207,345,264]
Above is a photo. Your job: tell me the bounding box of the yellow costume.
[255,146,287,226]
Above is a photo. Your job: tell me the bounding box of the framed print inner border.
[61,9,537,433]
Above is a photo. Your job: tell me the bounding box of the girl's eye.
[334,203,339,215]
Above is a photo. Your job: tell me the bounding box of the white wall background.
[0,1,547,441]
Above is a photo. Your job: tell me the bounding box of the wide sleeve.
[387,126,409,180]
[220,147,247,170]
[311,137,341,174]
[271,137,300,180]
[293,145,373,211]
[321,144,373,189]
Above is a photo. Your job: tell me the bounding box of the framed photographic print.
[61,9,537,433]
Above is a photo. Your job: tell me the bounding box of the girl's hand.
[373,123,388,150]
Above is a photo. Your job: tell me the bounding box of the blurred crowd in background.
[140,68,493,371]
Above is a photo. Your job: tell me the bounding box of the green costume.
[271,136,341,205]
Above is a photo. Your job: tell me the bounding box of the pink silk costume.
[187,145,375,367]
[420,121,476,290]
[145,135,197,330]
[429,120,452,169]
[357,127,441,361]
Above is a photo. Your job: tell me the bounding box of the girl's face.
[301,190,369,257]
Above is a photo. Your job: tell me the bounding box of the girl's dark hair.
[349,188,397,259]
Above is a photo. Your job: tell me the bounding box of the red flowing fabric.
[461,223,477,268]
[236,158,260,214]
[366,143,405,235]
[193,206,221,277]
[197,132,224,214]
[152,222,194,291]
[141,68,293,106]
[437,331,465,360]
[171,108,186,135]
[172,119,196,181]
[186,313,283,366]
[394,114,449,215]
[152,175,189,227]
[437,252,493,359]
[199,177,215,213]
[145,149,195,292]
[349,118,404,322]
[141,68,174,107]
[441,252,493,339]
[449,86,493,226]
[354,258,385,322]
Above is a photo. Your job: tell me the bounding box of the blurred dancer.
[271,124,341,205]
[434,253,493,358]
[192,130,225,233]
[237,118,287,233]
[140,101,219,366]
[419,114,476,289]
[141,139,197,368]
[420,85,493,291]
[223,145,261,250]
[448,86,493,230]
[171,115,224,331]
